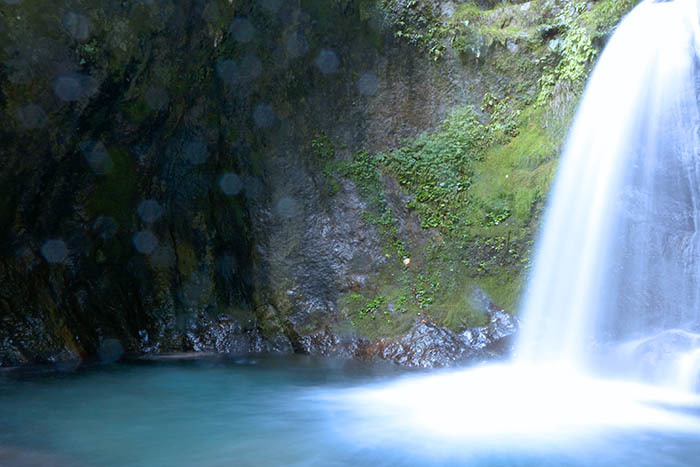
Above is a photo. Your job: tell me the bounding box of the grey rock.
[461,309,519,353]
[299,329,363,359]
[378,321,473,368]
[373,309,519,368]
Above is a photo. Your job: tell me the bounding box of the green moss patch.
[87,146,138,228]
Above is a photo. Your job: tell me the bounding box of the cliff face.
[0,0,638,367]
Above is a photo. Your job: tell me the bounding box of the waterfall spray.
[322,0,700,449]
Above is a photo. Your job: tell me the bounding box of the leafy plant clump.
[335,0,641,336]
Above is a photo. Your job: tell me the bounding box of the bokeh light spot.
[358,72,380,96]
[133,231,158,254]
[219,173,243,196]
[183,139,209,165]
[54,75,83,101]
[63,12,91,40]
[80,140,113,175]
[275,196,299,219]
[93,216,119,239]
[230,17,255,43]
[41,239,68,264]
[253,104,275,128]
[286,32,309,58]
[137,200,163,223]
[216,59,238,85]
[16,104,47,129]
[315,49,340,74]
[98,338,124,363]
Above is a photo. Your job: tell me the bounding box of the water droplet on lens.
[230,17,255,43]
[133,231,158,254]
[219,173,243,195]
[80,140,113,175]
[275,196,299,219]
[63,12,91,40]
[216,59,238,85]
[239,54,262,82]
[137,200,163,223]
[315,49,339,74]
[54,76,83,101]
[41,239,68,264]
[16,104,47,129]
[286,32,309,58]
[253,104,275,128]
[183,139,209,165]
[98,338,124,363]
[358,72,380,96]
[93,216,119,239]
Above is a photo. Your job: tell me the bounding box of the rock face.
[0,0,477,367]
[378,321,474,368]
[373,309,519,368]
[0,0,633,368]
[461,310,520,356]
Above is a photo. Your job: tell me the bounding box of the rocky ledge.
[371,309,519,368]
[229,307,519,368]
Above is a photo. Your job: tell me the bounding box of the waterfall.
[322,1,700,445]
[516,0,700,389]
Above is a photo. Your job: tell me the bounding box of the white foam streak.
[317,364,700,453]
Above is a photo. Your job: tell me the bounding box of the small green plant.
[311,133,342,196]
[361,296,386,315]
[384,107,489,232]
[344,150,408,258]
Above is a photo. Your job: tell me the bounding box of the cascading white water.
[319,0,700,449]
[517,0,700,389]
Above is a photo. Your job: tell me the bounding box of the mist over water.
[320,0,700,454]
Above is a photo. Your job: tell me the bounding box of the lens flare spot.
[41,240,68,264]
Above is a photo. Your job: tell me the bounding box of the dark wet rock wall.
[0,0,475,366]
[0,0,639,367]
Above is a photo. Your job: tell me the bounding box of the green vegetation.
[384,107,488,230]
[344,150,409,258]
[333,104,542,334]
[329,0,640,338]
[380,0,446,60]
[87,146,138,228]
[311,134,343,197]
